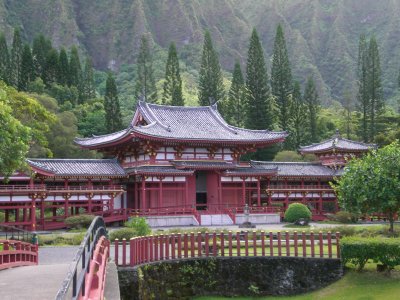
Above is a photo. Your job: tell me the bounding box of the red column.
[257,177,261,206]
[242,177,246,206]
[185,176,189,209]
[142,177,146,210]
[159,178,163,210]
[31,197,36,231]
[218,174,223,208]
[134,179,138,209]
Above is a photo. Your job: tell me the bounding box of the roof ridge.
[139,101,172,131]
[27,158,119,162]
[74,128,130,141]
[251,160,322,165]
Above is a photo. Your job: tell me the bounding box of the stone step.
[200,214,234,226]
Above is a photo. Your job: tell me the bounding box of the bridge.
[0,219,341,299]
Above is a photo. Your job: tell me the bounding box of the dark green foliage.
[58,47,69,86]
[357,34,369,142]
[271,24,292,131]
[104,73,122,133]
[64,214,95,229]
[288,81,308,149]
[222,60,246,126]
[134,35,157,103]
[32,34,52,79]
[284,203,312,223]
[43,48,59,86]
[327,211,359,224]
[245,28,273,130]
[82,57,96,101]
[341,237,400,271]
[20,44,35,91]
[124,217,151,236]
[198,31,225,106]
[9,28,23,89]
[0,32,9,83]
[68,46,83,104]
[303,76,320,143]
[162,42,183,106]
[109,228,138,241]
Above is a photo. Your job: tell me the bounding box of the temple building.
[0,102,376,230]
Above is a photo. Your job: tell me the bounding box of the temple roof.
[27,159,126,177]
[251,161,341,178]
[300,131,376,154]
[75,101,287,148]
[171,160,237,170]
[222,166,278,176]
[125,166,194,176]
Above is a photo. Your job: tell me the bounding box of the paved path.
[0,246,79,300]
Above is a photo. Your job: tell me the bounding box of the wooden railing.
[114,231,340,267]
[0,184,123,193]
[266,185,333,191]
[0,239,38,270]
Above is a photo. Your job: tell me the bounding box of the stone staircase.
[200,214,234,226]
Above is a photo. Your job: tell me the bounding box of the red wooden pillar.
[141,177,146,210]
[40,197,45,229]
[159,178,163,209]
[241,177,246,206]
[257,177,261,207]
[267,178,272,206]
[30,197,36,231]
[134,179,138,209]
[218,174,223,209]
[185,176,189,209]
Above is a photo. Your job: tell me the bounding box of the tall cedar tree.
[83,57,96,100]
[224,60,246,126]
[303,76,319,143]
[134,35,157,102]
[58,47,69,85]
[246,28,273,129]
[32,34,52,79]
[0,33,9,83]
[43,48,59,86]
[20,44,35,90]
[198,31,225,106]
[367,36,383,141]
[162,42,183,105]
[271,24,293,131]
[9,28,23,89]
[289,81,308,149]
[104,73,122,133]
[357,34,369,142]
[69,46,84,103]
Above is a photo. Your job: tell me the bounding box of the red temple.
[0,102,375,230]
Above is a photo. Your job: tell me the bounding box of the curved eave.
[74,129,134,149]
[300,147,372,154]
[29,165,56,177]
[127,170,195,176]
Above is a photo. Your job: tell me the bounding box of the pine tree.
[271,24,293,131]
[0,32,10,83]
[198,31,225,106]
[162,42,183,106]
[224,60,246,126]
[104,73,122,133]
[367,36,383,141]
[357,34,369,142]
[9,28,23,89]
[83,57,96,101]
[134,35,157,103]
[289,81,308,149]
[68,46,81,87]
[304,76,319,143]
[32,34,52,79]
[58,47,69,86]
[20,44,35,90]
[43,48,59,86]
[245,28,273,130]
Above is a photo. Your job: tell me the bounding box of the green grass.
[195,264,400,300]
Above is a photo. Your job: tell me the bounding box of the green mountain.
[1,0,400,106]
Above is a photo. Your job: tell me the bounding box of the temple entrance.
[195,171,207,210]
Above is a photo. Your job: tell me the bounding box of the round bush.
[109,228,138,241]
[64,214,95,229]
[284,203,312,223]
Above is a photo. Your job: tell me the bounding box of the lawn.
[195,264,400,300]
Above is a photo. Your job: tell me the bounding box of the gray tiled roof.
[222,166,278,176]
[75,101,287,147]
[125,166,194,175]
[171,160,237,169]
[27,159,126,177]
[251,161,341,177]
[300,133,376,153]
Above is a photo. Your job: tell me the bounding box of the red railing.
[266,185,333,190]
[0,239,38,270]
[114,231,340,267]
[0,184,123,193]
[128,206,197,217]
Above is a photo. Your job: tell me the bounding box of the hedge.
[64,214,95,229]
[284,203,311,223]
[341,237,400,271]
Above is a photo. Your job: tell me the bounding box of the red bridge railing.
[0,239,38,270]
[114,231,340,267]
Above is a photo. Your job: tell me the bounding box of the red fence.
[114,231,340,267]
[0,239,38,270]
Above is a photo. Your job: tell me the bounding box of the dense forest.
[0,0,400,177]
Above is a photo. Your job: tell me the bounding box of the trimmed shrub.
[284,203,311,223]
[109,228,138,241]
[341,237,400,271]
[124,217,151,236]
[64,214,95,229]
[327,211,359,224]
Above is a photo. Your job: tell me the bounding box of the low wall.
[145,215,199,227]
[235,213,281,224]
[118,256,343,299]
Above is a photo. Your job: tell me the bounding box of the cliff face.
[1,0,400,103]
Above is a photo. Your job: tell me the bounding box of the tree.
[245,28,273,130]
[198,31,225,106]
[304,76,319,143]
[68,46,82,86]
[20,44,35,91]
[9,28,23,89]
[0,32,9,83]
[357,34,369,142]
[58,47,69,86]
[223,60,246,126]
[367,36,383,141]
[271,24,293,131]
[32,34,52,79]
[104,73,122,133]
[289,81,308,149]
[43,48,59,86]
[134,35,157,103]
[83,57,96,101]
[333,141,400,232]
[162,42,183,106]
